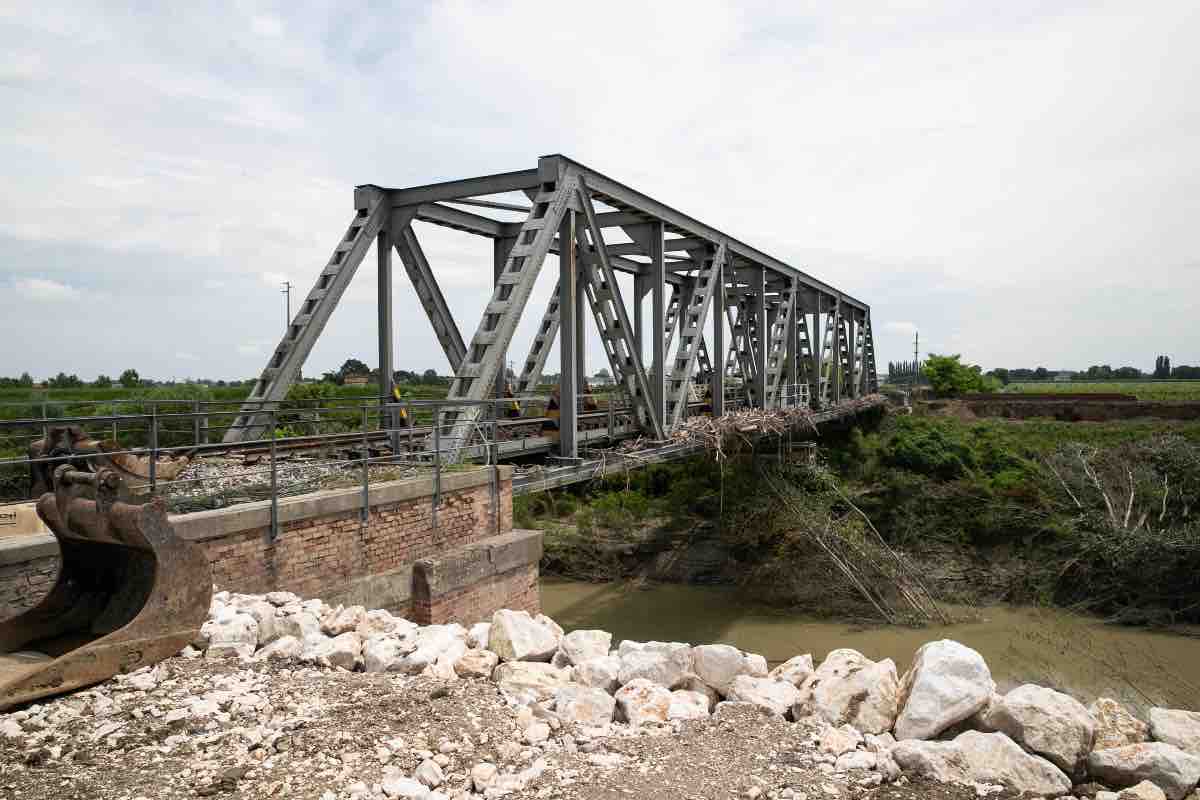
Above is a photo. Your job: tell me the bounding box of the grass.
[1002,381,1200,401]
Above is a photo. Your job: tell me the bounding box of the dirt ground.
[0,655,978,800]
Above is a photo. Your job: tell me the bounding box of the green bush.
[882,418,975,478]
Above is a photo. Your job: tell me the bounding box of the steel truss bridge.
[226,154,879,459]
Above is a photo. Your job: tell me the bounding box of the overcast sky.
[2,1,1197,382]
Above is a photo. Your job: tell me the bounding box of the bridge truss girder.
[225,154,878,454]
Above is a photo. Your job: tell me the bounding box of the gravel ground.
[0,655,974,800]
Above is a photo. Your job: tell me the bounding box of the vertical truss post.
[224,188,394,442]
[788,283,800,407]
[377,224,397,446]
[712,256,725,417]
[574,183,664,438]
[558,209,578,458]
[665,242,725,429]
[494,235,517,398]
[847,313,858,399]
[751,269,767,409]
[444,162,576,449]
[812,293,824,408]
[650,221,666,428]
[832,297,845,405]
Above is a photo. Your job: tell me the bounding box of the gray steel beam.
[543,155,870,313]
[393,222,466,373]
[650,221,666,427]
[378,225,397,442]
[712,256,725,417]
[514,284,560,395]
[558,209,578,458]
[415,203,505,237]
[751,268,767,408]
[447,197,531,213]
[370,169,541,207]
[665,242,725,429]
[494,235,517,398]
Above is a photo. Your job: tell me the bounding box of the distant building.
[343,374,369,386]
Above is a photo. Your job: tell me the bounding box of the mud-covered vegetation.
[520,413,1200,626]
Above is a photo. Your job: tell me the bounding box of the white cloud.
[0,1,1197,380]
[10,277,80,301]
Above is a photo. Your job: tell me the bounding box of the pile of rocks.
[5,589,1199,800]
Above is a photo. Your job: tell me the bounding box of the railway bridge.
[226,154,880,462]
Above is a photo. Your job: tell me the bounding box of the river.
[541,579,1200,714]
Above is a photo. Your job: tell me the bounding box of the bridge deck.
[513,396,885,495]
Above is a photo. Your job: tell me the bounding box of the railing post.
[149,406,158,494]
[268,410,278,541]
[193,399,201,446]
[432,404,441,532]
[360,405,369,526]
[490,402,500,534]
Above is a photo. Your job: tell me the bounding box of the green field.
[1002,381,1200,401]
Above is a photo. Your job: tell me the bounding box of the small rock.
[321,605,365,636]
[559,630,612,666]
[1090,698,1150,750]
[726,675,801,716]
[1087,742,1200,800]
[413,759,444,788]
[769,654,815,687]
[454,648,499,679]
[489,610,560,662]
[615,678,672,726]
[894,640,995,741]
[555,684,617,727]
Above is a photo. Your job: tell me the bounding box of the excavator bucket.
[0,466,211,711]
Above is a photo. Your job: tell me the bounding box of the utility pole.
[280,281,293,332]
[912,330,919,394]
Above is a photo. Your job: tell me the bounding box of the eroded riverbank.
[542,579,1200,714]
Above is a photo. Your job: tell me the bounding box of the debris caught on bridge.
[669,395,886,462]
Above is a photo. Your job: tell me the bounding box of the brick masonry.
[0,466,542,627]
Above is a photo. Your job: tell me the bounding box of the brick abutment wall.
[0,466,540,626]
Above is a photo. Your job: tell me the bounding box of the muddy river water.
[541,579,1200,714]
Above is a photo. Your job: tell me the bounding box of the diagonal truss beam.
[393,220,466,373]
[763,279,795,407]
[514,282,560,395]
[442,170,578,449]
[224,190,394,442]
[576,183,664,438]
[665,242,725,429]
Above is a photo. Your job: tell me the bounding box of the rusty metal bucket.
[0,466,211,711]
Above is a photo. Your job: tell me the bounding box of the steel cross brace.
[393,221,466,372]
[861,312,879,393]
[224,190,394,442]
[665,242,725,429]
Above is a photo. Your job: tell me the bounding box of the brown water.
[541,579,1200,714]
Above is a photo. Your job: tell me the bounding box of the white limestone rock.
[726,675,801,717]
[1118,782,1169,800]
[555,684,616,727]
[1088,743,1200,800]
[321,605,365,636]
[306,631,363,671]
[769,654,815,687]
[265,590,299,606]
[238,599,282,646]
[471,762,497,792]
[793,648,900,734]
[356,609,411,639]
[989,683,1096,775]
[1149,708,1200,756]
[574,655,621,694]
[493,661,573,702]
[820,724,865,757]
[668,689,712,720]
[894,640,995,741]
[413,758,444,788]
[276,611,323,642]
[363,636,413,673]
[892,730,1071,798]
[1091,698,1150,751]
[489,610,559,663]
[617,642,693,689]
[744,652,768,678]
[559,630,612,666]
[467,622,491,650]
[201,612,258,659]
[401,625,467,674]
[535,614,564,639]
[615,678,672,726]
[381,774,429,799]
[836,751,877,772]
[255,635,303,661]
[453,648,499,679]
[692,644,754,695]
